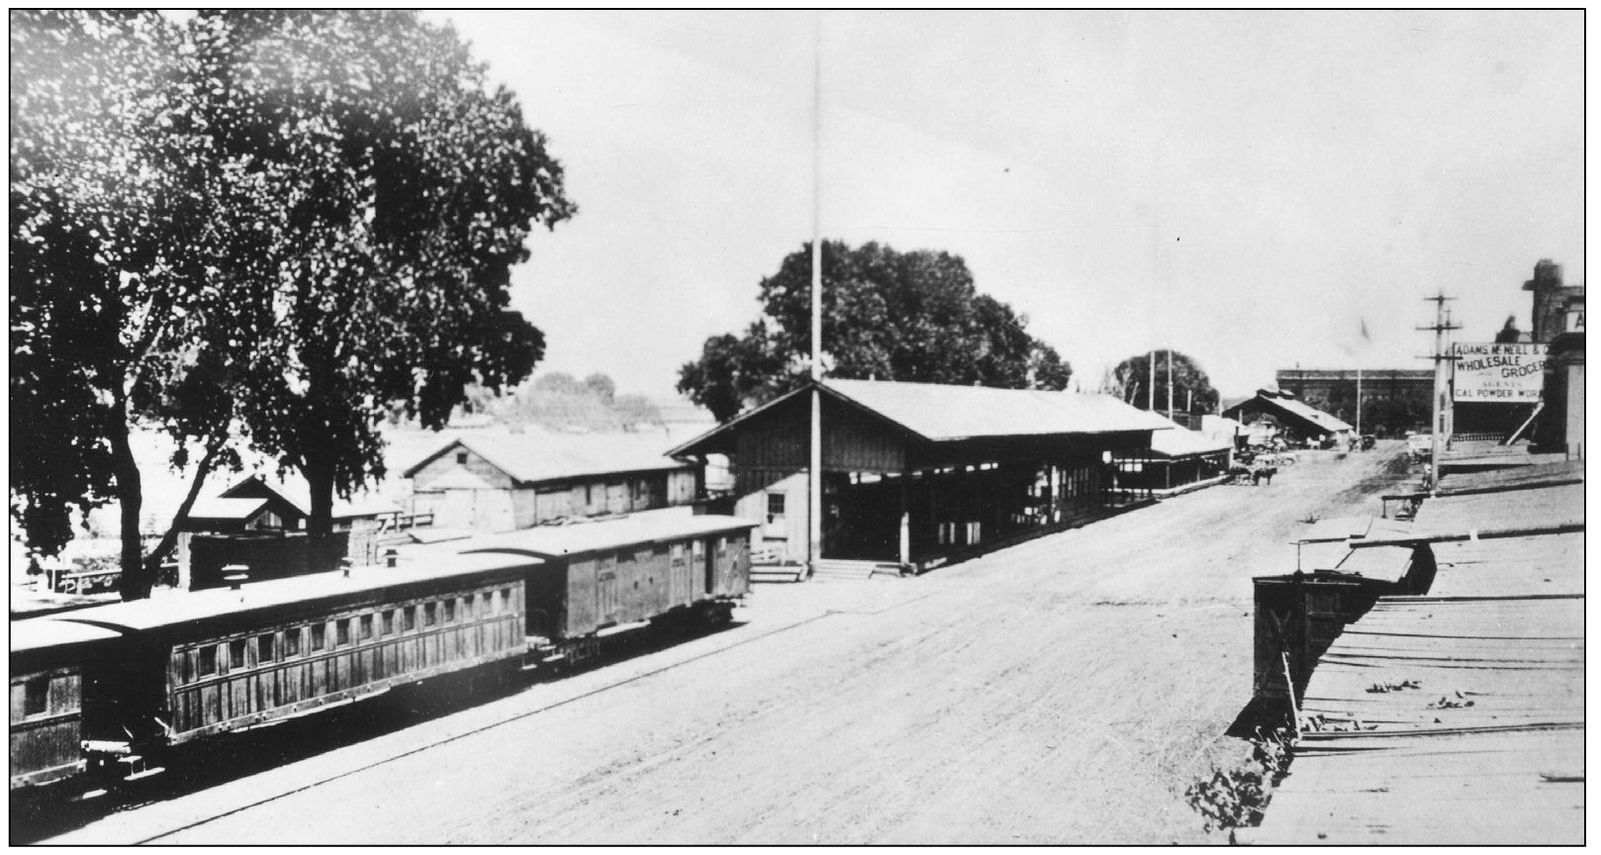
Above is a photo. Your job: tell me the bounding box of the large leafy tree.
[1104,350,1221,416]
[11,10,252,598]
[10,10,573,598]
[678,240,1072,422]
[192,10,573,540]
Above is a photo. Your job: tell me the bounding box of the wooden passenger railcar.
[10,619,123,790]
[461,512,756,664]
[48,549,536,769]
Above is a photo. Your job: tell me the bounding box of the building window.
[310,623,327,651]
[229,638,247,669]
[284,629,302,658]
[359,614,373,640]
[198,645,218,676]
[23,677,48,715]
[423,602,437,627]
[336,619,351,646]
[257,634,275,663]
[766,493,785,522]
[456,451,469,465]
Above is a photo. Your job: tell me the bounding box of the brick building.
[1275,369,1432,437]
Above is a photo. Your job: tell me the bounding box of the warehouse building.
[1222,389,1354,448]
[402,435,700,532]
[668,378,1171,573]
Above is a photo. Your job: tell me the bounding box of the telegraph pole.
[1166,350,1174,420]
[1419,292,1460,494]
[1147,349,1155,411]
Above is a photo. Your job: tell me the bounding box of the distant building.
[1275,369,1432,437]
[177,475,401,589]
[402,435,700,532]
[1222,389,1354,447]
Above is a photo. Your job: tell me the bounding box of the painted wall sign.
[1452,342,1549,402]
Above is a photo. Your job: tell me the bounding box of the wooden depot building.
[668,379,1173,572]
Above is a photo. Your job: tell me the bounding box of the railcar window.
[461,596,473,619]
[359,614,373,640]
[403,605,416,631]
[229,639,246,669]
[285,628,302,657]
[336,619,351,646]
[443,598,456,623]
[199,645,218,676]
[500,588,512,610]
[23,676,47,715]
[258,634,275,663]
[311,623,326,651]
[382,610,395,635]
[482,591,494,613]
[423,602,437,626]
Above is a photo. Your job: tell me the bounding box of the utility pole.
[1356,368,1363,437]
[1147,349,1155,411]
[807,13,823,580]
[1166,350,1174,420]
[1419,292,1460,494]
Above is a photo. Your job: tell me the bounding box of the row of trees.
[460,372,664,433]
[677,240,1221,426]
[11,11,575,598]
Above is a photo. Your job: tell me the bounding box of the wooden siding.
[732,393,907,472]
[9,667,85,788]
[162,577,526,742]
[553,528,752,638]
[409,442,518,491]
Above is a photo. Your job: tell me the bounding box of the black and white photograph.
[8,9,1584,845]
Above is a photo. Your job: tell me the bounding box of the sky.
[428,10,1584,402]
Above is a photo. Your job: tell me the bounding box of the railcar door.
[668,542,692,607]
[596,553,619,626]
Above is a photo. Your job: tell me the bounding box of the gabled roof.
[218,474,400,520]
[403,432,692,485]
[823,379,1175,441]
[185,496,272,523]
[1223,391,1353,434]
[669,379,1171,457]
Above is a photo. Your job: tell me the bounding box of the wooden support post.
[899,471,911,570]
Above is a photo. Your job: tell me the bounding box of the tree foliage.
[1104,350,1221,415]
[677,240,1072,422]
[9,10,573,597]
[464,371,664,433]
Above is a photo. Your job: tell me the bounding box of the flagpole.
[807,13,823,580]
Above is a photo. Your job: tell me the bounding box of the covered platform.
[669,379,1172,571]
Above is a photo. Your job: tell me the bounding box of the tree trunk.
[107,398,151,600]
[304,447,337,539]
[140,437,226,583]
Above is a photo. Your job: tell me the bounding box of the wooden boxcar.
[10,619,123,790]
[45,549,536,772]
[460,512,755,666]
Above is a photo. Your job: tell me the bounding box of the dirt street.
[40,447,1408,845]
